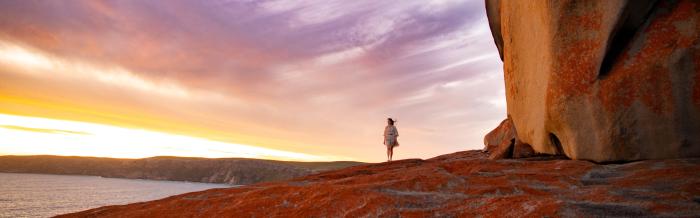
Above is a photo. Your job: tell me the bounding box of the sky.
[0,0,505,162]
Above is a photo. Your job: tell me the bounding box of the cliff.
[0,155,363,185]
[58,150,700,217]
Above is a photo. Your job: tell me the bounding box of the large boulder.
[486,0,700,162]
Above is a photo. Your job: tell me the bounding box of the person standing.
[383,118,399,162]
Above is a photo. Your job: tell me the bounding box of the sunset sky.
[0,0,505,162]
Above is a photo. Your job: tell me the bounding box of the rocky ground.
[59,150,700,217]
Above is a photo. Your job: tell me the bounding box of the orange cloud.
[0,0,506,162]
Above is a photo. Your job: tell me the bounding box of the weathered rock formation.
[483,117,539,159]
[486,0,700,162]
[483,118,515,154]
[0,155,362,185]
[59,150,700,217]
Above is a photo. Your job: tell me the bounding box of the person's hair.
[387,118,395,124]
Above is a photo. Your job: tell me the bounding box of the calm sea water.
[0,173,231,218]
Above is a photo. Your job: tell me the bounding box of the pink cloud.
[0,0,505,161]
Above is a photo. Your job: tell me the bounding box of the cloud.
[0,125,90,135]
[0,0,505,161]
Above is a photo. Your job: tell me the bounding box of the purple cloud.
[0,0,505,161]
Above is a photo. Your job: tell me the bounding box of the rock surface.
[0,155,362,185]
[59,150,700,217]
[483,118,515,154]
[486,0,700,162]
[484,118,538,159]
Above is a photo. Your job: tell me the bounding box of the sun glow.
[0,113,328,161]
[0,43,53,69]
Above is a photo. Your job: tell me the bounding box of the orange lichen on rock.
[59,151,700,217]
[597,0,696,115]
[552,6,602,96]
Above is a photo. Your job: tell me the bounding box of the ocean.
[0,172,231,217]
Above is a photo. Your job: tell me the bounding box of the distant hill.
[0,155,364,185]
